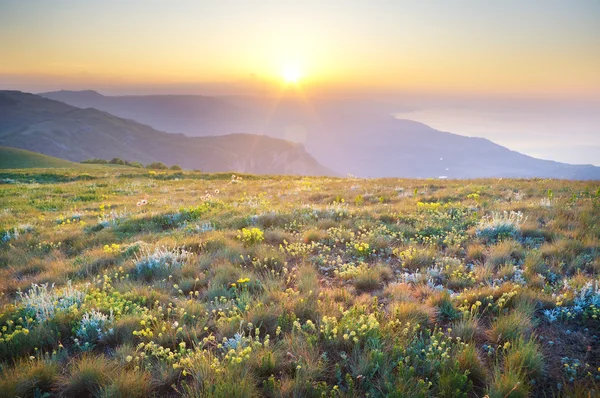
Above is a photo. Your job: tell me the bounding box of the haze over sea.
[395,99,600,166]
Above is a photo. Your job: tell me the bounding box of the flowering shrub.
[397,327,474,396]
[103,243,121,255]
[318,306,381,346]
[280,240,322,258]
[237,228,264,245]
[349,241,371,258]
[393,246,435,270]
[56,213,83,226]
[334,261,369,280]
[445,262,476,290]
[0,282,85,348]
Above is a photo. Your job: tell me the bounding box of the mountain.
[0,91,335,176]
[40,90,257,137]
[0,145,80,169]
[40,90,600,179]
[39,90,396,139]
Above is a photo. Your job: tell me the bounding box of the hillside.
[0,169,599,396]
[0,146,80,169]
[41,90,600,179]
[0,91,334,176]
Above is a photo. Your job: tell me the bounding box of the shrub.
[451,313,482,342]
[59,355,114,397]
[477,211,525,243]
[180,351,259,398]
[75,309,115,349]
[302,228,328,243]
[353,266,382,293]
[428,291,459,321]
[466,243,486,262]
[353,264,392,293]
[264,229,291,246]
[384,283,414,302]
[503,337,544,380]
[99,369,153,398]
[134,245,191,277]
[389,301,435,326]
[487,365,529,398]
[456,344,488,389]
[296,265,320,296]
[146,162,168,170]
[254,212,292,229]
[438,364,472,398]
[18,280,85,323]
[109,158,127,165]
[109,314,144,345]
[486,240,524,269]
[81,158,108,164]
[210,261,242,288]
[393,246,436,270]
[0,359,59,397]
[170,164,183,170]
[237,228,264,246]
[488,310,532,343]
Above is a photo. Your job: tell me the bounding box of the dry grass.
[0,169,598,396]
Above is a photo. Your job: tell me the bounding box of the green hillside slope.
[0,146,79,169]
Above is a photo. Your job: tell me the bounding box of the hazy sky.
[1,0,599,98]
[1,0,599,165]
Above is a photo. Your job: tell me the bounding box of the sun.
[281,66,302,84]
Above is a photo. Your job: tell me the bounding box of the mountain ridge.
[0,91,335,176]
[27,90,600,179]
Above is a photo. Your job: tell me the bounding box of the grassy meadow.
[0,167,599,397]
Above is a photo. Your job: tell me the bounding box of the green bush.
[109,158,127,165]
[146,162,168,170]
[81,158,108,164]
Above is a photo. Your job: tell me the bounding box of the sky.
[1,0,599,164]
[1,0,599,97]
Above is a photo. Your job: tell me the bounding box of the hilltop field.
[0,167,599,397]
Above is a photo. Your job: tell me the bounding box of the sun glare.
[282,66,302,84]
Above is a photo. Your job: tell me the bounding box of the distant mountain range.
[39,90,600,179]
[0,91,334,176]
